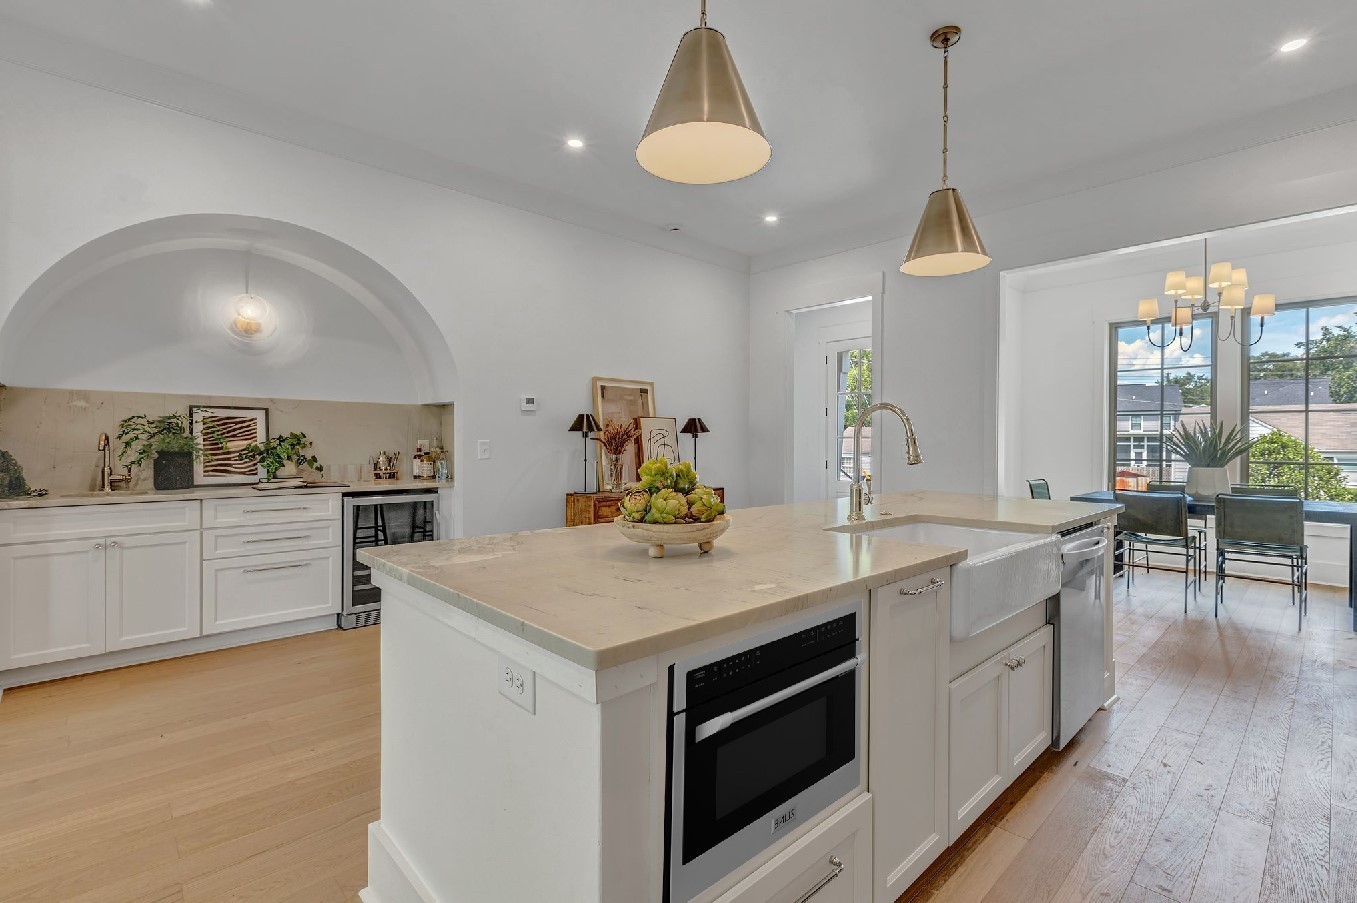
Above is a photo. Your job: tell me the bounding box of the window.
[1111,317,1214,486]
[827,343,872,495]
[1245,298,1357,499]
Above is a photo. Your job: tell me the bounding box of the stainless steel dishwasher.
[1048,524,1108,750]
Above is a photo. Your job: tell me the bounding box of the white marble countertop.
[359,490,1121,671]
[0,479,448,510]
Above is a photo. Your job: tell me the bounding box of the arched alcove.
[0,215,458,404]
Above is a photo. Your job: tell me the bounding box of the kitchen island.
[358,491,1119,903]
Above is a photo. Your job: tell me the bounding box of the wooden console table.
[566,488,725,527]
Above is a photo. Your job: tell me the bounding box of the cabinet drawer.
[203,522,340,559]
[715,793,871,903]
[202,547,340,634]
[0,501,200,545]
[594,497,622,522]
[202,494,340,528]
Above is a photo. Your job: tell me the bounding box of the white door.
[0,539,107,669]
[1006,626,1054,776]
[106,530,202,652]
[825,339,873,498]
[948,655,1008,842]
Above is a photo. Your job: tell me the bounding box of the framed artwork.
[191,405,269,486]
[592,377,656,487]
[636,416,679,467]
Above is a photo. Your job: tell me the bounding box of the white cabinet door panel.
[948,656,1008,843]
[203,547,340,634]
[1006,625,1053,777]
[106,530,202,651]
[0,540,106,669]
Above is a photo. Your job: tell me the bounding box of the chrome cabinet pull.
[792,855,844,903]
[93,543,103,550]
[243,562,312,574]
[242,506,311,514]
[243,535,309,544]
[900,577,946,596]
[1004,655,1029,671]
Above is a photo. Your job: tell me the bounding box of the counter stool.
[353,505,388,547]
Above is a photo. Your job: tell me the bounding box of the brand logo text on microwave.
[771,806,797,835]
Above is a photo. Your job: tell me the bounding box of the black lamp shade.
[680,417,709,436]
[569,413,601,434]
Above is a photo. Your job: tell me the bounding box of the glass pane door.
[826,340,872,498]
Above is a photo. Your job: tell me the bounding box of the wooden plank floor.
[0,629,379,903]
[2,573,1354,902]
[903,571,1357,903]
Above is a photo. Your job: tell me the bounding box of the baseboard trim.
[366,821,437,903]
[0,615,337,692]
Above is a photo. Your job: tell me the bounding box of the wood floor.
[903,571,1357,903]
[1,572,1354,902]
[0,628,379,903]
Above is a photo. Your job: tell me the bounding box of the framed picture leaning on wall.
[636,416,679,467]
[191,405,269,485]
[592,377,655,488]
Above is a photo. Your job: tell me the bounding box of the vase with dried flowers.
[594,418,640,492]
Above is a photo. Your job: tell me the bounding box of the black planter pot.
[153,451,194,491]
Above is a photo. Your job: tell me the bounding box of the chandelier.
[1136,239,1276,351]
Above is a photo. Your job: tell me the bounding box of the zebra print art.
[190,406,269,485]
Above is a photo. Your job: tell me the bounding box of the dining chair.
[1114,490,1201,611]
[1147,481,1207,585]
[1229,484,1300,497]
[1214,494,1308,630]
[1027,479,1051,500]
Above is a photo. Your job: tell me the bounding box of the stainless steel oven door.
[666,652,863,903]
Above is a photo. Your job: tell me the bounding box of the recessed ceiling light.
[565,138,585,149]
[1279,37,1308,53]
[763,214,780,223]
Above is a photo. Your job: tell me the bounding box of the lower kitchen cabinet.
[869,570,950,899]
[715,793,872,903]
[0,539,106,669]
[203,547,341,634]
[948,624,1053,842]
[106,530,202,651]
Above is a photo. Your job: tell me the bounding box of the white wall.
[790,302,872,502]
[749,115,1357,508]
[0,63,751,537]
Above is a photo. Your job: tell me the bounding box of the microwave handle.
[693,654,865,743]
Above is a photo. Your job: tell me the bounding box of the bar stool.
[1214,494,1308,630]
[410,500,435,541]
[1230,484,1299,497]
[353,505,388,547]
[1115,490,1201,611]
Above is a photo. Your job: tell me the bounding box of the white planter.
[1185,466,1230,500]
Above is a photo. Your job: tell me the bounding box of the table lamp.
[568,414,601,492]
[680,417,710,470]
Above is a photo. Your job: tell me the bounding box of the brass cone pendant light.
[637,0,770,185]
[901,26,991,277]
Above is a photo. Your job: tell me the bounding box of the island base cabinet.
[202,547,341,634]
[713,793,872,903]
[948,624,1053,842]
[0,539,106,670]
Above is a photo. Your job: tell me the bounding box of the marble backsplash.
[0,385,451,494]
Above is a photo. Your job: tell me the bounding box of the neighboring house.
[1248,377,1357,485]
[1115,384,1183,477]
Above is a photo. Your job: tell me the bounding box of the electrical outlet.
[497,656,535,714]
[477,439,491,460]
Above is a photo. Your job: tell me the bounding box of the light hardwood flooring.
[902,570,1357,903]
[2,572,1354,902]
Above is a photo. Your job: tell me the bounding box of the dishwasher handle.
[1060,536,1106,564]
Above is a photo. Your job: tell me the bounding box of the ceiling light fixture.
[901,26,990,277]
[763,214,779,223]
[229,249,276,340]
[566,137,585,149]
[636,0,770,184]
[1279,37,1308,52]
[1134,238,1275,351]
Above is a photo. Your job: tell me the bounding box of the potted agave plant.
[1164,421,1257,500]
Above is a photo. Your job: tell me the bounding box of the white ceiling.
[2,0,1356,264]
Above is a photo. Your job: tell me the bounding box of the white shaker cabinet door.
[947,654,1008,843]
[203,547,341,634]
[0,539,107,669]
[869,570,950,900]
[1006,625,1053,777]
[106,530,202,652]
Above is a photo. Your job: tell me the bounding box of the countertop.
[359,490,1121,671]
[0,479,448,511]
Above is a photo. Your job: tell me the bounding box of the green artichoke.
[687,485,725,522]
[637,457,675,492]
[620,488,651,523]
[671,461,699,494]
[645,488,689,524]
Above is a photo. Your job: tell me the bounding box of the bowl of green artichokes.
[614,458,729,558]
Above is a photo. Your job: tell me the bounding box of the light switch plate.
[498,656,536,714]
[477,439,491,460]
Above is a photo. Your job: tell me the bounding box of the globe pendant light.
[901,26,991,277]
[637,0,770,185]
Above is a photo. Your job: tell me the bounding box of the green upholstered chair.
[1146,481,1206,585]
[1229,484,1300,497]
[1214,494,1307,630]
[1114,490,1201,611]
[1027,479,1051,500]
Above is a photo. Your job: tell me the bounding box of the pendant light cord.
[699,0,707,27]
[941,45,950,189]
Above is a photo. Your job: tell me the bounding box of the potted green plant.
[0,448,30,499]
[237,432,324,482]
[117,412,204,491]
[1164,421,1257,500]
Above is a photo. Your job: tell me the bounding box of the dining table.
[1071,489,1357,631]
